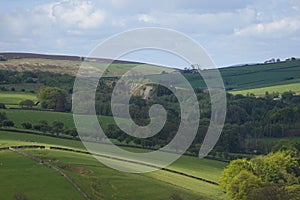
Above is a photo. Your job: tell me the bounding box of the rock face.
[142,86,154,100]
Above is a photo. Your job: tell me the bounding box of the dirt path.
[9,147,90,200]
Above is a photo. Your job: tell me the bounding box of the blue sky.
[0,0,299,68]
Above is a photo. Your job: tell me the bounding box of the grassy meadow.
[230,82,300,96]
[0,130,228,199]
[0,92,38,106]
[0,151,84,200]
[0,109,118,131]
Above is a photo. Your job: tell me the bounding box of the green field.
[0,109,124,134]
[175,60,300,91]
[230,82,300,96]
[0,130,228,199]
[0,130,227,179]
[0,151,84,200]
[0,92,37,106]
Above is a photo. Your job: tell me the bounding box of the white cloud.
[234,17,300,38]
[0,0,299,66]
[51,0,106,29]
[134,8,256,35]
[137,14,157,23]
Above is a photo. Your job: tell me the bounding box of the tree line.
[1,70,300,157]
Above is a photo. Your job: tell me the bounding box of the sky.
[0,0,299,68]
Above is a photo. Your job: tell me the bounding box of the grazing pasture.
[0,130,228,199]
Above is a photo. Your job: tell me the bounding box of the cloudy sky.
[0,0,299,68]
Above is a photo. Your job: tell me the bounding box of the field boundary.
[2,145,219,186]
[0,128,229,163]
[9,146,90,200]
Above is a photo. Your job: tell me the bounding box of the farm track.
[2,145,219,186]
[9,147,90,200]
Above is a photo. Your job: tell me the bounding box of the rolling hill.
[2,52,299,96]
[0,130,228,199]
[0,52,300,199]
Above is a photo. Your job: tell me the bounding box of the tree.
[19,99,35,108]
[39,120,50,133]
[272,140,299,152]
[65,128,78,138]
[228,170,263,200]
[249,184,289,200]
[52,121,64,135]
[281,91,294,102]
[285,185,300,200]
[220,148,300,200]
[38,87,68,112]
[219,159,253,192]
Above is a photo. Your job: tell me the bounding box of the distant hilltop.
[0,52,145,65]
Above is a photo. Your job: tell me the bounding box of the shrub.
[21,122,32,129]
[0,103,6,109]
[19,100,35,109]
[2,120,14,127]
[33,125,41,131]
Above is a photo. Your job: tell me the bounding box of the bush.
[19,100,35,108]
[33,125,41,131]
[0,112,7,122]
[0,103,6,109]
[0,86,8,91]
[21,122,32,129]
[2,120,14,127]
[64,128,78,138]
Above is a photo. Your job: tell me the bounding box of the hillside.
[1,53,300,95]
[0,130,228,199]
[180,59,300,93]
[0,52,175,77]
[1,53,300,199]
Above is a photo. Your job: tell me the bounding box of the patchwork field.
[176,60,300,91]
[0,130,228,199]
